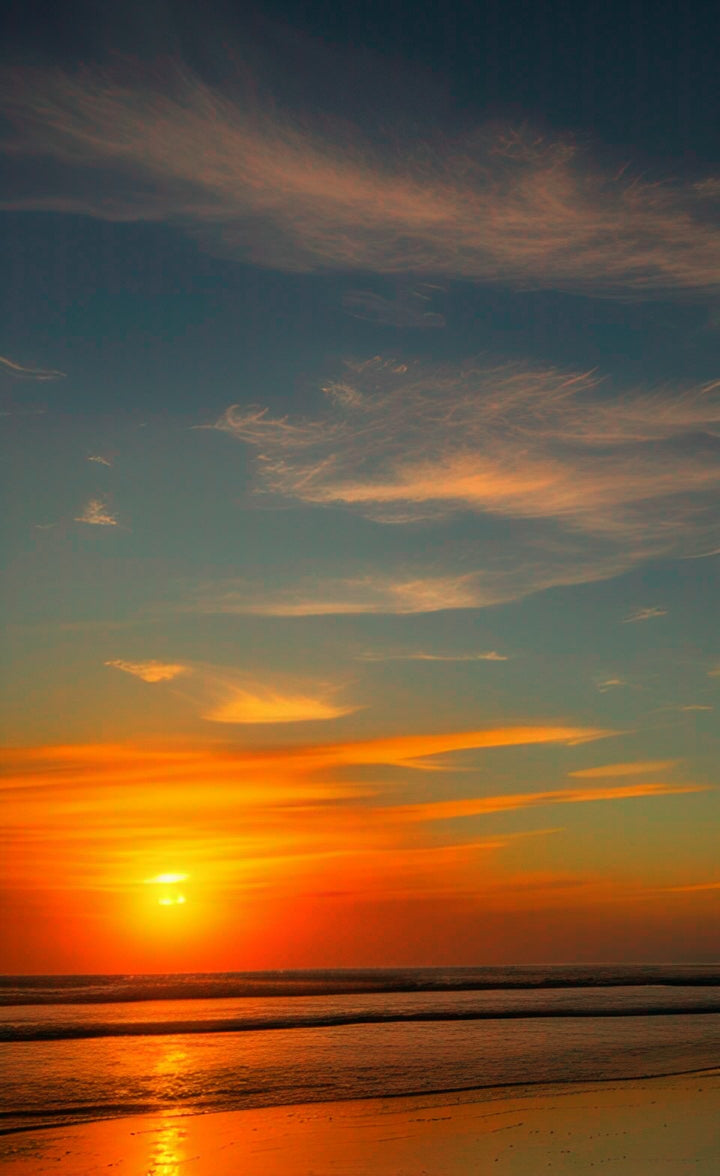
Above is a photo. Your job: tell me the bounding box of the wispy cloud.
[190,559,633,617]
[105,658,358,724]
[4,65,720,298]
[342,285,445,329]
[0,354,65,381]
[105,659,188,683]
[624,606,668,622]
[201,682,358,725]
[661,880,720,893]
[357,649,509,663]
[217,358,720,537]
[569,760,678,778]
[1,724,609,793]
[385,780,708,823]
[596,678,627,692]
[206,356,720,610]
[190,573,502,616]
[74,497,118,526]
[0,726,615,898]
[88,454,112,467]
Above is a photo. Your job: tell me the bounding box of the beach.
[2,1069,718,1175]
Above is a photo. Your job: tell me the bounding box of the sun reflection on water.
[146,1116,187,1176]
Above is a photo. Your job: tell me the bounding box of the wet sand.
[1,1069,718,1175]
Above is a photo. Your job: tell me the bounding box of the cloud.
[88,454,112,467]
[596,678,626,692]
[385,781,709,823]
[189,573,503,616]
[0,724,609,794]
[3,65,720,298]
[624,606,668,622]
[206,356,720,609]
[217,359,720,537]
[342,285,445,328]
[0,726,610,896]
[0,354,65,381]
[105,659,188,683]
[106,658,358,724]
[357,650,509,662]
[662,880,720,893]
[568,760,678,778]
[190,559,635,617]
[708,666,720,677]
[74,497,118,526]
[202,683,357,724]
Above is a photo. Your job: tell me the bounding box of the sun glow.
[146,873,188,885]
[158,895,187,906]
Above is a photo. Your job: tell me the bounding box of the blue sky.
[1,0,718,969]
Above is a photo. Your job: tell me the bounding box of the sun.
[145,872,189,907]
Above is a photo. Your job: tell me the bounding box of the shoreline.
[2,1067,718,1175]
[2,1060,720,1138]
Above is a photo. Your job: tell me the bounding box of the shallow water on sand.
[3,1003,720,1133]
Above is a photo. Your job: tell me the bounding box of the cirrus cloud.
[105,659,188,683]
[3,64,720,298]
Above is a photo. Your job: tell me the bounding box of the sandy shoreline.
[1,1069,718,1175]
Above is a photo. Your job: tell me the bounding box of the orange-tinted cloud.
[105,659,358,724]
[385,781,708,823]
[201,357,720,612]
[568,760,679,778]
[217,358,720,540]
[4,66,720,297]
[74,497,118,526]
[203,685,357,724]
[191,572,522,616]
[105,659,188,683]
[0,723,609,795]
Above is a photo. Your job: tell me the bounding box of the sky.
[1,0,719,972]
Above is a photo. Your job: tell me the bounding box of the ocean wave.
[2,965,720,1007]
[4,1000,720,1042]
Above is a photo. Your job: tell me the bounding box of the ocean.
[2,965,719,1135]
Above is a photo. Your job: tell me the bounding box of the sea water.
[2,965,719,1134]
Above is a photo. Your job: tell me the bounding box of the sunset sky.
[1,0,718,972]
